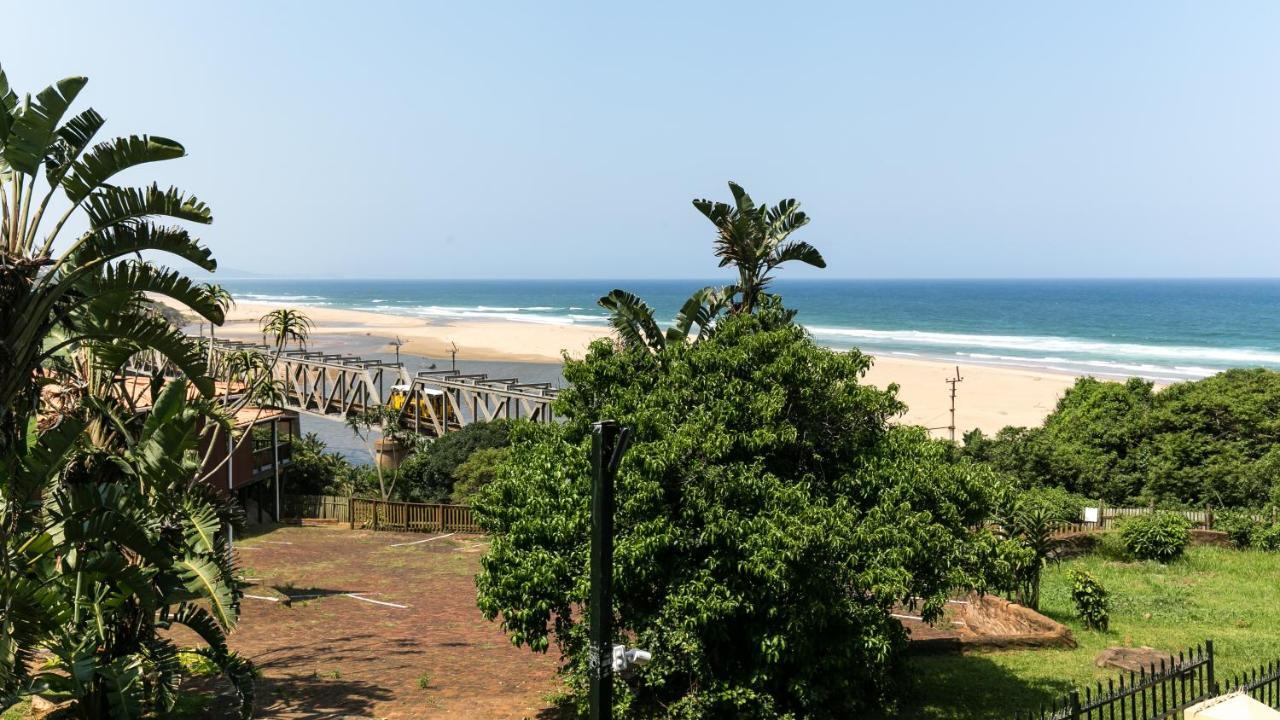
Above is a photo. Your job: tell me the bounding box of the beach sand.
[201,300,1080,435]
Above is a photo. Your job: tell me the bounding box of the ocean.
[212,278,1280,383]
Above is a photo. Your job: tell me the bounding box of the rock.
[1096,646,1176,673]
[30,695,74,719]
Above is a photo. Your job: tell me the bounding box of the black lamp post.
[589,420,633,720]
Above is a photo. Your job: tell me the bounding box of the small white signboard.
[1083,507,1100,523]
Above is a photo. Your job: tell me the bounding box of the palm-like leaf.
[59,310,214,396]
[598,289,666,352]
[0,68,253,718]
[63,135,185,204]
[260,307,313,350]
[3,76,86,175]
[82,261,225,325]
[177,555,238,629]
[691,181,820,314]
[83,183,211,229]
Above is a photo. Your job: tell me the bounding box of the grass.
[889,544,1280,719]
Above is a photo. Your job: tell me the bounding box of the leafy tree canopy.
[474,308,1008,718]
[963,369,1280,507]
[398,420,514,503]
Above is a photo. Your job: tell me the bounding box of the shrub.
[450,446,509,504]
[961,369,1280,507]
[1216,509,1262,548]
[1251,522,1280,551]
[1018,486,1093,524]
[398,421,513,503]
[1121,511,1192,561]
[285,432,353,495]
[1069,570,1110,630]
[475,309,1012,717]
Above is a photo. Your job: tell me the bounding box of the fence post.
[1068,689,1081,720]
[348,497,354,530]
[1207,639,1216,694]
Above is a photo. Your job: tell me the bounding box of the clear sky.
[7,2,1280,278]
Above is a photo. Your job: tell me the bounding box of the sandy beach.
[204,300,1082,435]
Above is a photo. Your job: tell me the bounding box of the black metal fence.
[1020,641,1280,720]
[1223,658,1280,708]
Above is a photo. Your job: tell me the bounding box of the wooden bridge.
[131,337,559,436]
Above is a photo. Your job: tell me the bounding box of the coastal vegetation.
[283,421,514,504]
[472,184,1022,718]
[962,369,1280,509]
[0,67,254,716]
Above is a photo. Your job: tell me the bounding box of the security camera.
[611,644,652,678]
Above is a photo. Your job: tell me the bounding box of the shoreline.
[200,300,1094,433]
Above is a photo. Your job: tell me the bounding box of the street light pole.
[589,420,630,720]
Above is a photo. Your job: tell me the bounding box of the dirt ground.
[208,523,560,719]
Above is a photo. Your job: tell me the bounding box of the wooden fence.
[282,495,481,534]
[283,494,351,523]
[1019,641,1280,719]
[349,497,481,534]
[1048,506,1264,535]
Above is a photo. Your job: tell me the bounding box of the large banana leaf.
[63,135,185,204]
[53,310,213,396]
[176,555,237,628]
[3,76,86,175]
[599,289,666,352]
[61,221,215,275]
[83,183,211,229]
[43,108,105,188]
[84,261,225,324]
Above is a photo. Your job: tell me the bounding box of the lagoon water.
[214,278,1280,383]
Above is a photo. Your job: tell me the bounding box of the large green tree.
[964,369,1280,507]
[474,308,1007,718]
[0,67,256,715]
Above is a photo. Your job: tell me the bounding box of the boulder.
[1095,646,1175,673]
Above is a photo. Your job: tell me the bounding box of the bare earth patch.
[197,524,561,719]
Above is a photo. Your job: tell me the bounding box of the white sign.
[1083,507,1100,523]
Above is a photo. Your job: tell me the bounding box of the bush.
[1120,511,1192,562]
[474,309,1012,718]
[1251,522,1280,551]
[1069,569,1110,630]
[450,446,509,504]
[963,369,1280,507]
[1018,486,1093,524]
[397,421,513,503]
[285,432,353,495]
[1216,509,1262,548]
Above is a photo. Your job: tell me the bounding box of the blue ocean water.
[212,278,1280,382]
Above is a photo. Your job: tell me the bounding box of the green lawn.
[888,543,1280,719]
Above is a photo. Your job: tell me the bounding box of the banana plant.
[0,66,224,457]
[598,285,730,354]
[0,66,253,718]
[692,181,825,314]
[4,379,253,718]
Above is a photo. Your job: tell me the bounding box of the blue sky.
[7,2,1280,278]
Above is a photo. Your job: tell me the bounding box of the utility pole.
[945,366,964,442]
[390,335,405,367]
[449,341,458,372]
[589,420,632,720]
